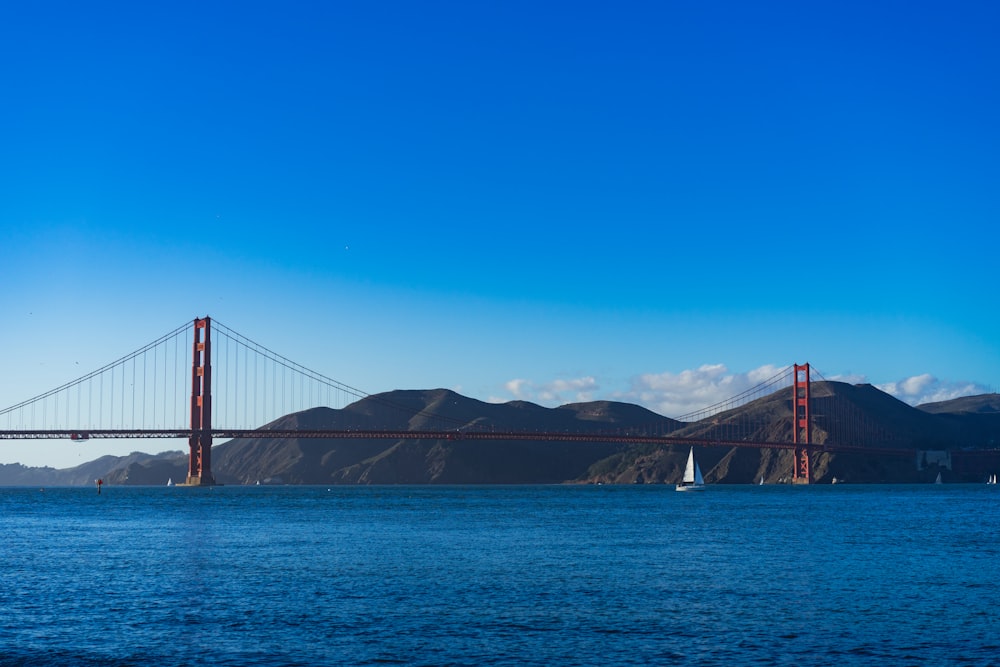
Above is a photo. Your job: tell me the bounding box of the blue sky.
[2,1,998,467]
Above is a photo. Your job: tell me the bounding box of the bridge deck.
[0,428,928,456]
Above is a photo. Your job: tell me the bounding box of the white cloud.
[494,366,989,414]
[494,376,599,405]
[504,379,531,400]
[826,372,868,385]
[877,374,988,406]
[494,364,787,416]
[901,374,934,396]
[823,371,987,406]
[619,364,786,418]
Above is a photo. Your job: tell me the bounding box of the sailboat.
[676,447,706,492]
[934,472,943,485]
[987,474,997,485]
[166,478,173,487]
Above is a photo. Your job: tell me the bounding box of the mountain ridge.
[3,386,998,486]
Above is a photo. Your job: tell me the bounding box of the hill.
[3,385,999,486]
[580,382,1000,484]
[0,450,188,487]
[211,389,673,484]
[917,393,1000,415]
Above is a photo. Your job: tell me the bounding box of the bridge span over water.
[2,317,984,484]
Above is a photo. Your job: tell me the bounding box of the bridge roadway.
[0,429,918,456]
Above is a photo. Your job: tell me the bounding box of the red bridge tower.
[792,363,812,484]
[185,317,216,486]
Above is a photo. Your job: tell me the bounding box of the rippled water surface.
[1,484,997,666]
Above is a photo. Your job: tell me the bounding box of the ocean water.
[1,484,997,666]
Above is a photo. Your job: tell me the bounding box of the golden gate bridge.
[0,316,936,485]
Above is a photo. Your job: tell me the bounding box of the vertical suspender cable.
[175,331,179,429]
[162,334,166,428]
[152,345,157,427]
[244,342,248,429]
[254,342,258,428]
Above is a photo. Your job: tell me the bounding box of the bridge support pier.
[792,363,812,484]
[185,317,216,486]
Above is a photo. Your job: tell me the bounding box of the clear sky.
[2,1,998,468]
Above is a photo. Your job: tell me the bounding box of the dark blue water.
[1,484,997,666]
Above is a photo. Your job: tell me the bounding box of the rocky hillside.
[211,389,671,485]
[581,384,1000,484]
[918,393,1000,414]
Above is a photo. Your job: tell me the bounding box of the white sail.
[683,448,697,483]
[677,447,706,491]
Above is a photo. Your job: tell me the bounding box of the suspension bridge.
[0,317,931,485]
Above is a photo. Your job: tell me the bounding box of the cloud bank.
[619,364,787,417]
[493,365,989,416]
[492,364,786,416]
[874,374,989,406]
[494,376,599,405]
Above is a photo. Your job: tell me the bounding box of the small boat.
[676,447,706,492]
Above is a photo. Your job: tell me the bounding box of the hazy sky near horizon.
[2,1,998,467]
